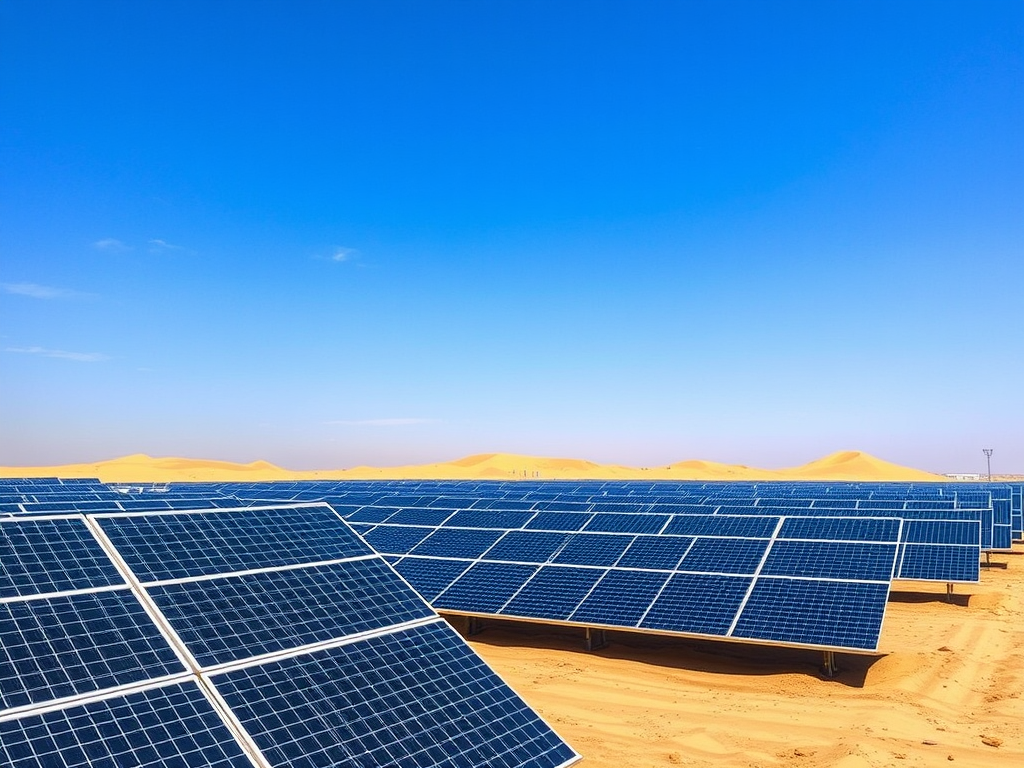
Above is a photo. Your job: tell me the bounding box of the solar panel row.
[346,513,902,652]
[0,505,579,768]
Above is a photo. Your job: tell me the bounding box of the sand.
[0,449,950,483]
[467,547,1024,767]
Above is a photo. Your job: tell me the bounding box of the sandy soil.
[465,545,1024,768]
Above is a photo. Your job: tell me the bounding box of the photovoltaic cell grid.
[371,513,903,652]
[0,505,580,768]
[277,477,1005,553]
[94,505,375,581]
[0,680,255,768]
[212,622,576,768]
[348,501,979,584]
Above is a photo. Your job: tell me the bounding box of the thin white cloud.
[148,239,186,253]
[2,283,92,300]
[326,418,439,427]
[314,246,359,263]
[5,346,109,363]
[94,238,131,252]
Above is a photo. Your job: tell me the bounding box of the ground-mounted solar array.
[0,504,580,768]
[1,476,1015,679]
[347,512,903,652]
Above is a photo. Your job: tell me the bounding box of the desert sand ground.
[467,547,1024,768]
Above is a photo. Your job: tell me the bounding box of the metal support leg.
[822,651,837,678]
[946,583,954,603]
[584,628,607,651]
[466,617,483,636]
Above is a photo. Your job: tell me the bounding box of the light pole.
[982,448,993,481]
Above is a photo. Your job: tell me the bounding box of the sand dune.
[0,450,949,483]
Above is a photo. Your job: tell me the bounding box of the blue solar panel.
[582,513,669,534]
[661,515,778,538]
[210,622,578,768]
[362,524,433,554]
[732,579,889,650]
[571,570,670,627]
[640,573,751,636]
[342,506,400,523]
[550,534,633,566]
[614,536,693,570]
[409,527,506,559]
[392,557,473,601]
[98,506,371,582]
[677,537,769,575]
[385,508,457,526]
[0,590,184,713]
[0,519,124,598]
[0,681,255,768]
[147,559,435,667]
[434,562,539,613]
[444,510,536,529]
[524,511,593,532]
[501,566,604,620]
[897,544,980,582]
[902,519,980,545]
[777,516,901,542]
[760,541,897,581]
[483,530,571,563]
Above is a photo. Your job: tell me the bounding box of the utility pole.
[982,448,993,481]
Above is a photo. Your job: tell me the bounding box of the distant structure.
[945,472,981,481]
[983,448,993,481]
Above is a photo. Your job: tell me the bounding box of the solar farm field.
[1,477,1021,767]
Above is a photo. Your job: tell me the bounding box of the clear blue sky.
[2,1,1021,473]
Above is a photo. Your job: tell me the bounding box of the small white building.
[944,472,981,481]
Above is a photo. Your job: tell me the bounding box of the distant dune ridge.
[0,449,948,483]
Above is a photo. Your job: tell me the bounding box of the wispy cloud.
[5,346,109,363]
[326,418,439,427]
[315,246,359,263]
[148,239,187,253]
[2,283,92,300]
[94,238,131,252]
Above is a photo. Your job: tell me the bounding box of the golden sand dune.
[0,449,948,483]
[777,450,947,482]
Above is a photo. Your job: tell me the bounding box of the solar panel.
[95,505,373,581]
[0,589,185,713]
[362,511,901,652]
[392,557,473,601]
[731,579,889,650]
[209,622,578,768]
[434,562,540,613]
[640,573,751,635]
[0,505,580,767]
[502,566,605,620]
[145,559,436,667]
[0,681,257,768]
[0,518,125,598]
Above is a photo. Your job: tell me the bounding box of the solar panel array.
[0,505,579,768]
[1,476,1014,669]
[344,511,902,652]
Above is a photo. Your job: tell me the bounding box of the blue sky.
[2,1,1021,473]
